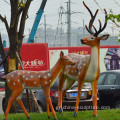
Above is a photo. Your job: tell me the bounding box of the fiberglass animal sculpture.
[3,51,74,120]
[58,1,109,117]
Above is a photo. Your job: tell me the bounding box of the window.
[104,74,116,85]
[98,74,106,85]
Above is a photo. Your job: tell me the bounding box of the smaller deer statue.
[58,1,109,117]
[2,51,75,120]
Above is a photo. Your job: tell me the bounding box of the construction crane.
[27,0,47,43]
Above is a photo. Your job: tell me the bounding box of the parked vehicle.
[98,70,120,109]
[0,81,5,91]
[0,68,5,91]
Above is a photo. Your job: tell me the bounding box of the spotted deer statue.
[58,1,109,117]
[2,51,74,120]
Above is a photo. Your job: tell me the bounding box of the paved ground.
[0,91,5,114]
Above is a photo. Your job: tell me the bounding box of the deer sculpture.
[2,51,75,120]
[58,1,109,117]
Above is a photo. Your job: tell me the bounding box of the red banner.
[20,43,49,71]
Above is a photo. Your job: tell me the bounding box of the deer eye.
[65,59,69,61]
[90,37,95,40]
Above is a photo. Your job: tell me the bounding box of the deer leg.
[74,80,84,117]
[62,78,75,101]
[43,87,58,120]
[60,79,75,113]
[16,99,30,119]
[4,89,23,120]
[58,72,66,113]
[46,100,50,118]
[92,80,98,117]
[46,88,50,118]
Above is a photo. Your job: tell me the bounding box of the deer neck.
[50,59,63,87]
[89,45,100,70]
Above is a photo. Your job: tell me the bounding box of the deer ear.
[60,51,64,58]
[99,34,109,41]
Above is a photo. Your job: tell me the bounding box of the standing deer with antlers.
[58,1,109,117]
[2,51,75,120]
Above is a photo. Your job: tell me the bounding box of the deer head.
[60,51,75,65]
[81,1,109,47]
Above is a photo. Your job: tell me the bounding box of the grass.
[1,109,120,120]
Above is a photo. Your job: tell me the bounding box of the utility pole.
[82,19,85,34]
[44,15,47,43]
[67,0,71,46]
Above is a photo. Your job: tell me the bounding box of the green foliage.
[1,109,120,120]
[118,39,120,42]
[107,14,120,22]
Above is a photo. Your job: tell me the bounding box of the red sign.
[20,43,49,71]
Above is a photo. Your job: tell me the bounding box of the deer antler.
[95,9,108,36]
[83,1,108,37]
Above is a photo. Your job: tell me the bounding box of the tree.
[0,0,32,112]
[93,0,120,28]
[106,13,120,28]
[106,12,120,41]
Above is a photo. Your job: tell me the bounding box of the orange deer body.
[58,2,109,117]
[3,51,75,120]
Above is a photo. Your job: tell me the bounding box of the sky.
[0,0,120,37]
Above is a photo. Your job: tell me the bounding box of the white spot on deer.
[44,76,47,79]
[45,81,47,84]
[18,72,20,75]
[83,63,86,66]
[48,73,51,77]
[31,75,34,78]
[38,75,41,78]
[71,70,74,73]
[18,79,20,82]
[78,66,82,70]
[50,80,52,82]
[22,75,25,78]
[26,78,28,80]
[28,72,30,74]
[8,79,10,82]
[13,82,16,85]
[11,74,14,77]
[34,81,36,84]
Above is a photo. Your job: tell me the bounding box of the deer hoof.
[58,108,63,114]
[48,116,50,119]
[73,112,77,117]
[94,115,98,117]
[54,118,58,120]
[28,116,31,119]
